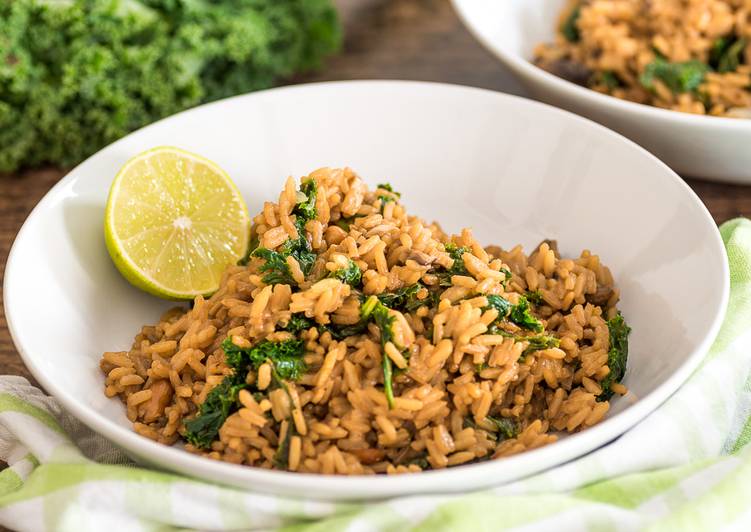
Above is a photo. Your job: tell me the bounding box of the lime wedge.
[104,146,250,300]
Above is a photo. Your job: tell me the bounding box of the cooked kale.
[599,313,631,400]
[509,295,544,332]
[223,337,307,382]
[272,422,296,470]
[561,4,582,43]
[710,36,747,73]
[252,219,316,286]
[293,178,318,222]
[520,334,560,358]
[183,376,245,449]
[330,258,362,287]
[435,243,471,286]
[281,314,316,335]
[525,290,545,306]
[640,58,708,94]
[183,337,307,448]
[376,183,401,197]
[484,294,513,319]
[594,70,622,90]
[486,416,519,440]
[372,299,398,409]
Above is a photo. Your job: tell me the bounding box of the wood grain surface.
[1,0,750,405]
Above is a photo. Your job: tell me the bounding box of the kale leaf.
[508,295,544,332]
[329,258,362,287]
[183,337,307,448]
[484,294,513,319]
[0,0,341,172]
[486,416,519,440]
[520,334,560,357]
[640,58,708,93]
[598,313,631,400]
[710,36,747,73]
[373,301,397,409]
[281,313,316,335]
[561,4,582,43]
[252,217,316,286]
[293,178,318,222]
[525,290,545,306]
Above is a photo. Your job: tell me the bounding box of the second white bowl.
[453,0,751,183]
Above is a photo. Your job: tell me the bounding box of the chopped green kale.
[183,376,245,449]
[640,58,708,94]
[435,243,471,286]
[484,294,513,319]
[273,422,296,470]
[594,70,622,90]
[223,337,307,382]
[252,219,316,286]
[372,299,398,409]
[486,416,519,440]
[525,290,545,306]
[520,334,560,357]
[599,313,631,400]
[561,4,582,43]
[281,314,316,335]
[329,259,362,287]
[183,337,307,448]
[509,295,544,332]
[376,183,401,197]
[712,37,747,73]
[293,178,318,222]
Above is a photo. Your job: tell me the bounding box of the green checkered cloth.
[2,218,750,532]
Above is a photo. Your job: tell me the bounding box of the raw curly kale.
[0,0,341,172]
[599,313,631,400]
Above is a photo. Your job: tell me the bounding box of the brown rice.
[100,167,629,475]
[535,0,751,117]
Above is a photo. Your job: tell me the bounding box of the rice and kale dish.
[100,168,630,475]
[535,0,751,117]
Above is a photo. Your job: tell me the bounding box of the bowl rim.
[3,80,730,498]
[451,0,751,130]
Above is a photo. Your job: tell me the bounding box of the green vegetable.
[183,376,245,449]
[599,313,630,400]
[223,337,307,382]
[273,422,296,470]
[715,37,747,73]
[594,70,622,90]
[329,259,362,287]
[281,314,316,335]
[293,178,318,222]
[640,58,708,94]
[561,4,582,43]
[520,334,560,357]
[435,243,471,286]
[486,416,519,440]
[484,294,513,319]
[0,0,341,173]
[373,300,398,409]
[376,183,401,197]
[183,337,307,448]
[525,290,545,306]
[252,181,319,285]
[509,295,544,332]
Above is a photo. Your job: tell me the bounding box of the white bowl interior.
[4,81,727,499]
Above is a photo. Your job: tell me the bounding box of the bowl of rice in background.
[453,0,751,183]
[4,81,728,499]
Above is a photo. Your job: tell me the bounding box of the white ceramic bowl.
[453,0,751,183]
[4,81,728,500]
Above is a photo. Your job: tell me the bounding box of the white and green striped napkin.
[2,218,750,532]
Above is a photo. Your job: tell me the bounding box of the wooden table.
[1,0,750,385]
